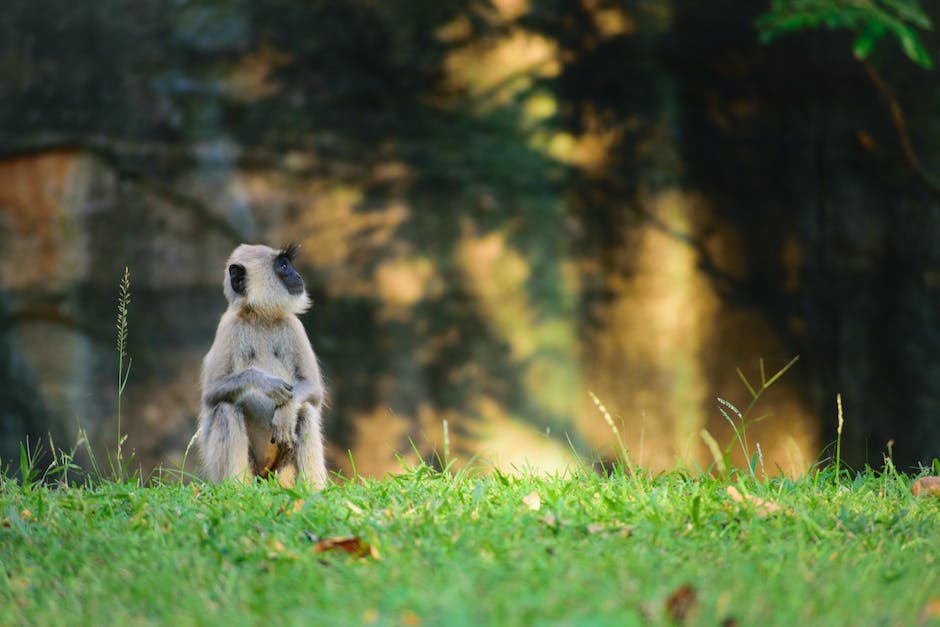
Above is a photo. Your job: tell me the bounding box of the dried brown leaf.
[586,521,632,537]
[267,539,297,560]
[911,476,940,497]
[920,598,940,623]
[666,583,698,624]
[276,499,304,516]
[313,536,380,559]
[726,486,782,518]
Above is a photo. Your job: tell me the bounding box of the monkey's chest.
[231,324,295,476]
[234,345,293,379]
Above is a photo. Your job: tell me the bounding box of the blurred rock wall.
[3,1,940,478]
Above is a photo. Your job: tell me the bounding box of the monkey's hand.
[270,400,299,449]
[262,375,294,406]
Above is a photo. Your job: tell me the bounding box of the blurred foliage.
[757,0,934,68]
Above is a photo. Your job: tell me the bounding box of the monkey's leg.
[274,459,298,488]
[293,402,327,489]
[198,402,251,483]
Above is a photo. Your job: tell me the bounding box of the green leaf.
[883,0,932,29]
[896,24,934,68]
[756,0,934,70]
[853,21,886,60]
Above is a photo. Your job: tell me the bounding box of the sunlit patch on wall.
[375,256,436,313]
[444,29,561,107]
[579,189,718,469]
[225,44,292,102]
[468,397,578,475]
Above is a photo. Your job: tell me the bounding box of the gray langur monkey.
[197,243,327,488]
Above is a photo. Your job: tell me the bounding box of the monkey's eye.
[278,260,289,273]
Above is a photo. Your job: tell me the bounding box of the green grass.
[2,464,939,626]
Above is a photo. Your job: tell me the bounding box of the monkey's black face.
[275,253,305,295]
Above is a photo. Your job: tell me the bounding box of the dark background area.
[1,0,938,477]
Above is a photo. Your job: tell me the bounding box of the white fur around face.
[223,244,310,318]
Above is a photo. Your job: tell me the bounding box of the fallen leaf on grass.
[911,476,940,497]
[540,514,631,537]
[267,539,299,560]
[586,522,632,537]
[313,536,380,559]
[921,597,940,623]
[522,491,541,511]
[726,486,782,518]
[666,583,698,624]
[277,499,305,516]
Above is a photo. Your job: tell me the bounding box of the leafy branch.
[758,1,940,200]
[757,0,934,69]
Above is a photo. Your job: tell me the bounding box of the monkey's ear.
[228,264,247,295]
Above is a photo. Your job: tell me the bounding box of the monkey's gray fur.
[197,243,327,488]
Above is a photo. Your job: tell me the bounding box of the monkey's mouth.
[284,277,305,295]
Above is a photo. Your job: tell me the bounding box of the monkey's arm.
[288,318,325,407]
[202,318,293,409]
[270,319,324,447]
[203,367,293,407]
[287,377,324,408]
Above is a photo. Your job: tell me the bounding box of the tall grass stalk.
[699,429,726,476]
[115,267,132,481]
[442,419,450,467]
[717,355,800,477]
[44,433,82,486]
[835,393,844,481]
[589,391,640,481]
[17,438,41,490]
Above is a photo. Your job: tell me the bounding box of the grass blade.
[764,355,800,388]
[736,368,758,400]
